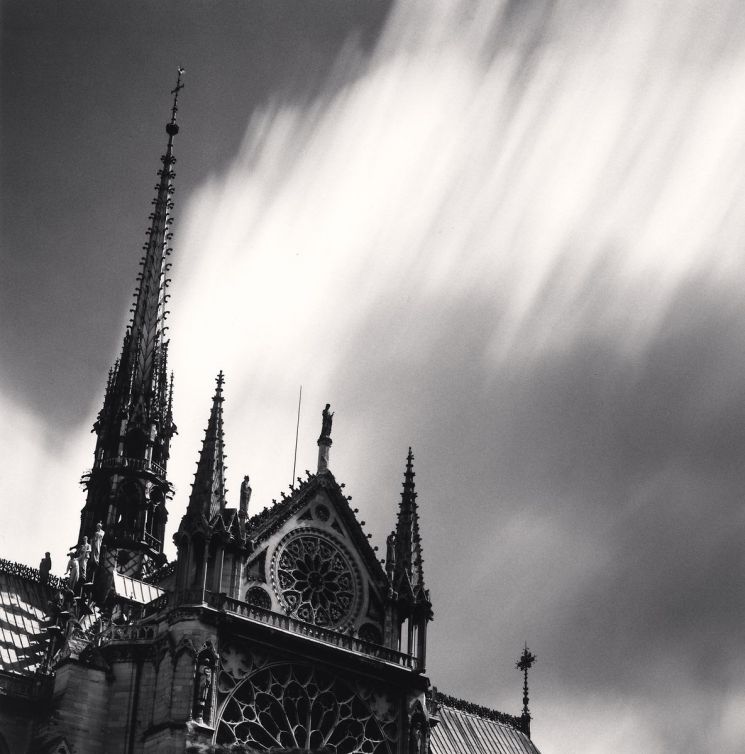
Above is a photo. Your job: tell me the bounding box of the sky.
[2,1,745,751]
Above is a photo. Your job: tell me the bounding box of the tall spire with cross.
[116,66,184,427]
[79,69,186,578]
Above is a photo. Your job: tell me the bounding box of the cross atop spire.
[120,68,183,411]
[188,371,228,520]
[168,67,185,135]
[516,643,537,738]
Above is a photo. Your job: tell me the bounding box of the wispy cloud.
[4,0,745,750]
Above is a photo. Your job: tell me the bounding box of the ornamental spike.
[516,644,537,738]
[187,371,228,520]
[389,447,430,614]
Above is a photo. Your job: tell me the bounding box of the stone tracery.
[216,658,396,753]
[271,529,360,629]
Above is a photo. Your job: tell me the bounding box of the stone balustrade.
[221,595,419,671]
[105,590,420,672]
[0,671,54,701]
[95,623,157,646]
[95,456,167,479]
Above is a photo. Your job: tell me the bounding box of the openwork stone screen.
[271,529,360,629]
[216,645,398,753]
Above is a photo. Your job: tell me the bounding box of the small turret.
[385,448,432,667]
[174,373,249,601]
[390,448,427,601]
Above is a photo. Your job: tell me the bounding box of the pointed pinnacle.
[187,372,227,519]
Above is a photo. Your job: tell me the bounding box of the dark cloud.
[324,264,745,748]
[0,0,391,427]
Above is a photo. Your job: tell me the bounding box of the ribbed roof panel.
[0,568,50,675]
[431,704,541,754]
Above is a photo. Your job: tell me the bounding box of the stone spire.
[390,448,428,603]
[93,68,184,466]
[79,70,186,576]
[188,372,227,520]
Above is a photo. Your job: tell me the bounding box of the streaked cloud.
[3,1,745,751]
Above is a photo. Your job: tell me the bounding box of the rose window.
[272,530,359,628]
[216,663,395,753]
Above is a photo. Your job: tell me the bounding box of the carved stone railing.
[0,557,65,591]
[219,596,420,671]
[142,592,169,616]
[145,559,176,584]
[137,589,419,670]
[95,456,167,479]
[94,622,158,646]
[0,671,54,701]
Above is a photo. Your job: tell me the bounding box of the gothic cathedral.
[0,74,540,754]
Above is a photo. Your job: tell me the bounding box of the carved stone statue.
[77,536,91,581]
[239,476,252,518]
[65,552,80,592]
[39,552,51,585]
[195,661,214,724]
[409,715,427,754]
[319,403,333,440]
[408,700,428,754]
[92,522,104,565]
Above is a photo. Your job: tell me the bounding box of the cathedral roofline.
[242,469,389,590]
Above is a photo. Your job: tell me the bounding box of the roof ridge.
[434,690,524,730]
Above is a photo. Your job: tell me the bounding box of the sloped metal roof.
[431,702,541,754]
[0,561,52,675]
[112,572,163,604]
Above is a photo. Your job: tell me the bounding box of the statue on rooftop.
[39,552,51,585]
[92,522,104,565]
[65,551,80,592]
[77,536,91,581]
[319,403,333,441]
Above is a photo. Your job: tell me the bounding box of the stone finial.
[187,372,227,519]
[516,644,537,738]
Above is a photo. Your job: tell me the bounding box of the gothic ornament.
[246,586,271,610]
[271,528,361,629]
[193,642,218,725]
[408,699,429,754]
[216,662,395,753]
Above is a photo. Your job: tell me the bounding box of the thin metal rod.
[291,385,302,487]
